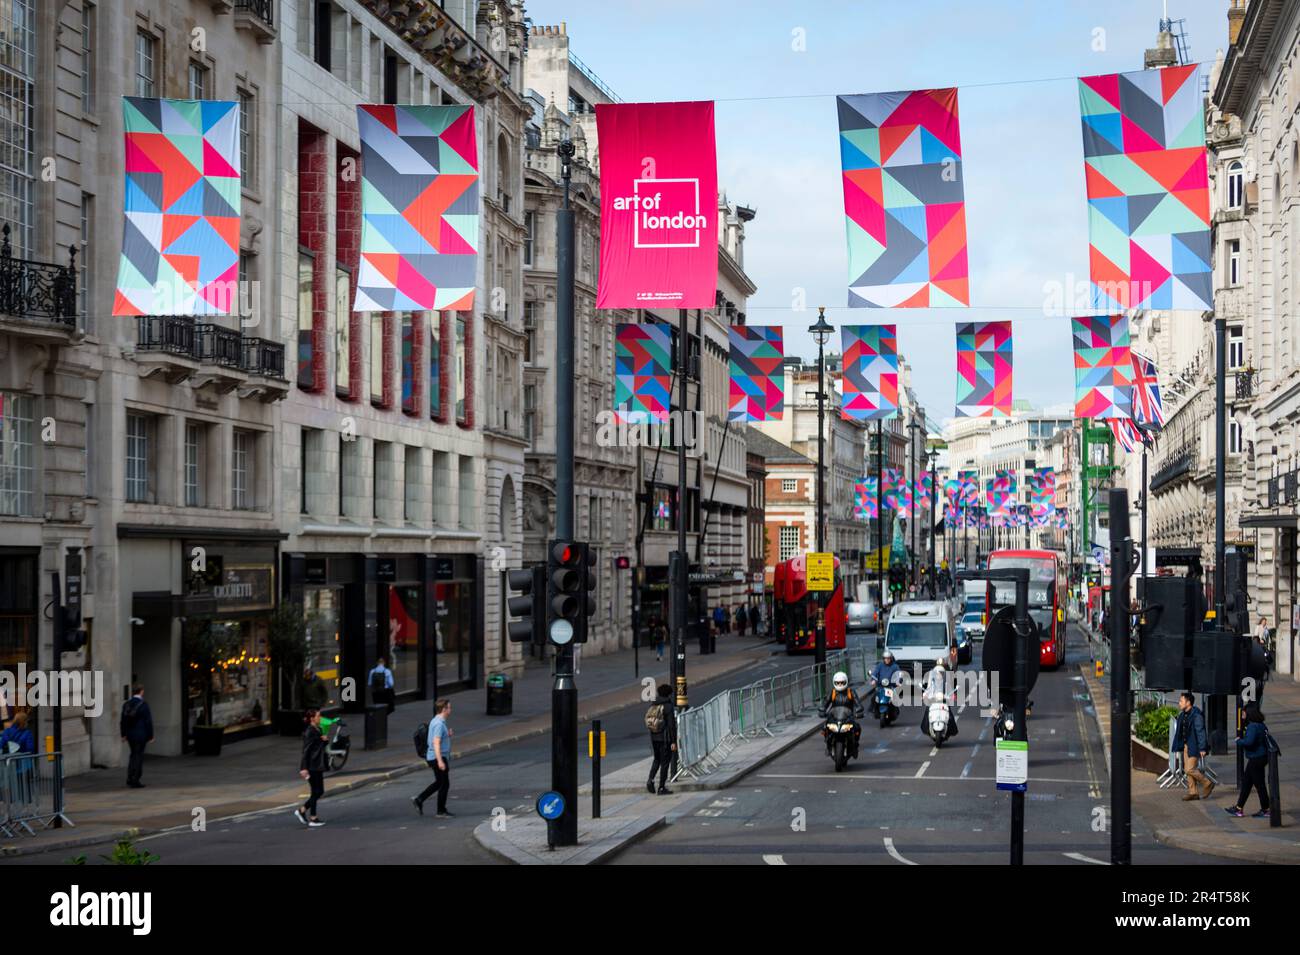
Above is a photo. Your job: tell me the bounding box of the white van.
[883,600,957,675]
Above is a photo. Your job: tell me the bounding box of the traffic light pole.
[1210,314,1228,754]
[1109,487,1132,865]
[671,306,689,715]
[552,140,578,847]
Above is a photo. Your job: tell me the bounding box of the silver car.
[958,611,985,641]
[846,601,879,633]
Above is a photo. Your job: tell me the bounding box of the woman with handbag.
[1224,702,1276,818]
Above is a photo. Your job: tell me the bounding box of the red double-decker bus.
[986,549,1067,668]
[774,555,846,655]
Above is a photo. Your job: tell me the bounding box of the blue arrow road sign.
[536,791,565,821]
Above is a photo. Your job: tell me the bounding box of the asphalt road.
[611,620,1226,865]
[17,638,821,865]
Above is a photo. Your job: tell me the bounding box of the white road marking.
[762,854,786,865]
[915,762,930,778]
[929,746,938,757]
[1064,852,1109,865]
[960,761,973,778]
[884,837,918,865]
[759,773,1090,784]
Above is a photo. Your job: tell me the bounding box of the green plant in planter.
[1134,704,1178,749]
[182,617,241,729]
[267,601,310,713]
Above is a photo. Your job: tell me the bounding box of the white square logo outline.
[632,178,702,249]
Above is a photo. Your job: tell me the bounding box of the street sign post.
[807,552,834,591]
[537,789,566,849]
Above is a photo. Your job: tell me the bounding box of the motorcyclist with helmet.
[919,657,959,737]
[868,650,901,718]
[819,670,865,757]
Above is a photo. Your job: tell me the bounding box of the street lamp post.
[906,418,924,592]
[928,448,939,598]
[809,307,834,671]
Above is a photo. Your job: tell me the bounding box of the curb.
[1149,825,1299,865]
[1,648,771,859]
[478,716,824,863]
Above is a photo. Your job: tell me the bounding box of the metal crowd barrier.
[1085,625,1168,707]
[675,647,876,780]
[0,752,73,837]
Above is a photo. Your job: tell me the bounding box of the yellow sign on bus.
[807,552,834,591]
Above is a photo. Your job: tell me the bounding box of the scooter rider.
[869,651,901,716]
[919,658,959,737]
[819,671,865,756]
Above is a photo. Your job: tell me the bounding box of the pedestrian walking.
[1224,702,1276,818]
[735,603,747,637]
[748,603,760,635]
[1172,691,1214,801]
[296,708,328,827]
[368,656,395,714]
[301,665,329,710]
[712,605,727,634]
[645,684,677,795]
[412,699,453,817]
[119,685,154,789]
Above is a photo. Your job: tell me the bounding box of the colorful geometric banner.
[354,104,479,312]
[898,481,913,518]
[955,321,1012,417]
[917,472,934,512]
[1078,64,1211,310]
[596,101,718,309]
[841,325,899,419]
[853,477,879,520]
[943,478,961,505]
[614,323,672,423]
[727,325,785,422]
[1072,314,1134,419]
[836,88,969,307]
[988,470,1017,518]
[1130,351,1165,429]
[115,98,241,316]
[882,467,903,512]
[1028,467,1056,505]
[959,469,980,508]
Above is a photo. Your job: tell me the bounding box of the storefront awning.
[1239,513,1298,529]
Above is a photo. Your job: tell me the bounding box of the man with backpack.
[645,684,677,795]
[368,656,395,714]
[411,699,454,817]
[119,685,154,789]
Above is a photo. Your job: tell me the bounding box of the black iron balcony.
[241,337,285,379]
[234,0,276,42]
[195,323,244,369]
[137,315,197,357]
[0,224,77,331]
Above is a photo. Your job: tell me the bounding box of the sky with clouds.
[522,0,1227,424]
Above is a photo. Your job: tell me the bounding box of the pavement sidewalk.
[1,634,774,860]
[1078,623,1300,863]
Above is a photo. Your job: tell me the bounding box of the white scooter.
[924,690,954,747]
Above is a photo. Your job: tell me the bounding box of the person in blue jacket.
[1225,702,1273,818]
[1171,691,1213,801]
[868,651,901,717]
[0,711,36,803]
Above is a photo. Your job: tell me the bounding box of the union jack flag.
[1108,417,1142,453]
[1130,351,1164,430]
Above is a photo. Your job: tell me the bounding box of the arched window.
[1227,160,1243,209]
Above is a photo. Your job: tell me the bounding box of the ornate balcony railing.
[242,337,285,378]
[0,224,77,326]
[137,315,198,357]
[195,323,244,369]
[233,0,276,41]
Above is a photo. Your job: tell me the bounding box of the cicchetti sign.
[595,101,718,309]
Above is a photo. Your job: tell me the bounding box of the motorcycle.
[993,700,1034,741]
[822,703,860,772]
[321,716,351,772]
[874,681,899,728]
[924,690,953,746]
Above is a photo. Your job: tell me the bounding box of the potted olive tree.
[183,618,240,756]
[268,602,309,736]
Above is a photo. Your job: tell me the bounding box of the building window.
[0,0,34,258]
[781,478,798,493]
[651,487,672,532]
[523,301,538,364]
[401,312,416,415]
[314,0,332,71]
[80,2,95,112]
[335,267,350,396]
[370,313,385,405]
[1227,238,1241,286]
[232,430,253,510]
[238,89,256,188]
[188,61,208,99]
[429,313,442,420]
[125,412,154,504]
[1228,325,1245,370]
[1229,418,1244,455]
[134,30,156,97]
[524,211,534,266]
[0,392,33,516]
[301,426,321,514]
[779,525,801,562]
[297,250,315,389]
[1227,160,1243,209]
[455,315,468,424]
[184,421,203,507]
[523,383,537,442]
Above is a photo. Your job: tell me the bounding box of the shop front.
[181,540,278,747]
[0,548,38,725]
[284,551,482,712]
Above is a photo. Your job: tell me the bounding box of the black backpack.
[413,722,428,758]
[122,698,143,729]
